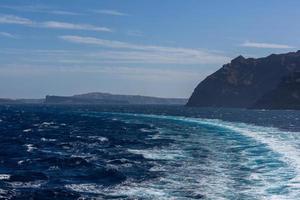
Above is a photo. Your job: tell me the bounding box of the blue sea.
[0,105,300,199]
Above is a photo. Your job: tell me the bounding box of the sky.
[0,0,300,98]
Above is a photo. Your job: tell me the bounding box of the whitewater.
[93,111,300,200]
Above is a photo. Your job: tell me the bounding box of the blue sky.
[0,0,299,98]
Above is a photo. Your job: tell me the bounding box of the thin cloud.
[59,35,230,64]
[0,48,221,65]
[0,5,80,16]
[0,64,201,82]
[127,30,144,37]
[47,10,80,16]
[0,32,18,38]
[41,21,112,32]
[0,14,33,25]
[241,41,294,49]
[84,51,213,64]
[92,9,128,16]
[0,14,112,32]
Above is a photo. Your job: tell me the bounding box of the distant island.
[0,92,187,105]
[45,92,187,105]
[187,50,300,110]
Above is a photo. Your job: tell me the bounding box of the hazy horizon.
[2,91,190,100]
[1,0,299,98]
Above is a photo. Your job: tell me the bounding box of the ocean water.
[0,105,300,199]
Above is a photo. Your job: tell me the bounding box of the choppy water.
[0,105,300,199]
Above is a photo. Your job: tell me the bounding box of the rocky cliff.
[253,72,300,109]
[187,50,300,108]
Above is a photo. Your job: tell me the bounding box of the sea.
[0,104,300,200]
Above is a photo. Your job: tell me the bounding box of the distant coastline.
[0,92,187,105]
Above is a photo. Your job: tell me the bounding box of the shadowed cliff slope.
[187,50,300,108]
[253,72,300,109]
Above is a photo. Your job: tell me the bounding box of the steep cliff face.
[253,72,300,109]
[187,51,300,108]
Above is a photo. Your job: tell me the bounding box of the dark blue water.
[0,105,300,199]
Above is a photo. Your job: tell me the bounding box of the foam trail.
[101,112,300,199]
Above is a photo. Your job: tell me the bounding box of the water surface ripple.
[0,105,300,199]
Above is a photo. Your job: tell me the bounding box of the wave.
[38,156,91,168]
[2,106,300,199]
[12,188,80,199]
[9,171,48,182]
[99,111,300,199]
